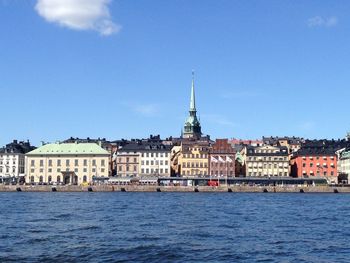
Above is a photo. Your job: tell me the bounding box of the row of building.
[1,75,350,185]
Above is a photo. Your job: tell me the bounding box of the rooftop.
[26,143,109,156]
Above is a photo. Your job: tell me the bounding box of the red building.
[209,139,235,177]
[291,140,348,184]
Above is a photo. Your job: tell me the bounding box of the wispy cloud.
[307,16,338,28]
[219,90,260,99]
[298,121,315,131]
[202,114,237,128]
[35,0,120,36]
[122,101,160,117]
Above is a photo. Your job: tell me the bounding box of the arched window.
[48,176,52,183]
[39,176,43,183]
[57,175,61,183]
[30,176,34,183]
[83,176,87,183]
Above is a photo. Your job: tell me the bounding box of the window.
[165,161,168,165]
[31,160,35,166]
[74,168,78,173]
[83,176,87,183]
[57,160,61,166]
[92,168,96,173]
[75,159,79,166]
[30,176,34,183]
[126,158,129,163]
[101,160,105,166]
[83,168,87,172]
[84,159,87,166]
[92,160,96,166]
[133,158,137,163]
[141,169,144,174]
[57,168,61,172]
[48,176,52,182]
[133,165,137,171]
[48,160,52,166]
[48,168,52,173]
[66,159,70,166]
[101,168,105,173]
[39,176,43,183]
[57,176,61,183]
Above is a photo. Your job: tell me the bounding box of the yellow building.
[179,139,211,177]
[25,142,109,185]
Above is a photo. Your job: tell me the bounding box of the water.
[0,192,349,263]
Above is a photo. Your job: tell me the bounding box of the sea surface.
[0,192,349,263]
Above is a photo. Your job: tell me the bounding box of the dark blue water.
[0,193,349,262]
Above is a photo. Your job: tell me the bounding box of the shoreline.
[0,185,348,193]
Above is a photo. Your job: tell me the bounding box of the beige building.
[246,145,289,177]
[116,144,140,177]
[25,142,109,185]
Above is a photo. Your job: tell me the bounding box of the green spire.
[190,71,196,111]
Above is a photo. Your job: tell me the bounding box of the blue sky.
[1,0,349,146]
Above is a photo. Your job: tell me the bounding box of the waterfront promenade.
[0,184,349,193]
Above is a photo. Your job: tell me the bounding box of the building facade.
[338,148,350,183]
[179,138,211,177]
[116,142,141,177]
[139,145,171,177]
[290,139,349,184]
[246,145,289,177]
[115,136,172,177]
[209,139,235,177]
[0,140,35,182]
[25,142,109,185]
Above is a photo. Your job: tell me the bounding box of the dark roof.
[294,139,350,156]
[246,146,289,156]
[0,140,35,154]
[119,141,172,153]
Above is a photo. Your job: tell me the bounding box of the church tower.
[183,72,202,139]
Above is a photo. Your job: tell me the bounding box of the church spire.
[190,71,196,111]
[183,71,202,139]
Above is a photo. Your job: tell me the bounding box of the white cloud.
[121,101,160,117]
[307,16,338,28]
[35,0,120,35]
[202,114,237,128]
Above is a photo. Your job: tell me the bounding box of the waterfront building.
[63,137,125,176]
[115,142,141,177]
[115,135,172,177]
[290,140,349,184]
[0,140,35,182]
[337,148,350,183]
[209,139,235,177]
[246,145,289,177]
[183,73,202,139]
[178,137,211,177]
[25,142,109,185]
[139,136,171,177]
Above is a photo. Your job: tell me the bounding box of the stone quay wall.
[0,185,350,193]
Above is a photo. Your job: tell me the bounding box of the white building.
[0,140,35,183]
[140,145,171,177]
